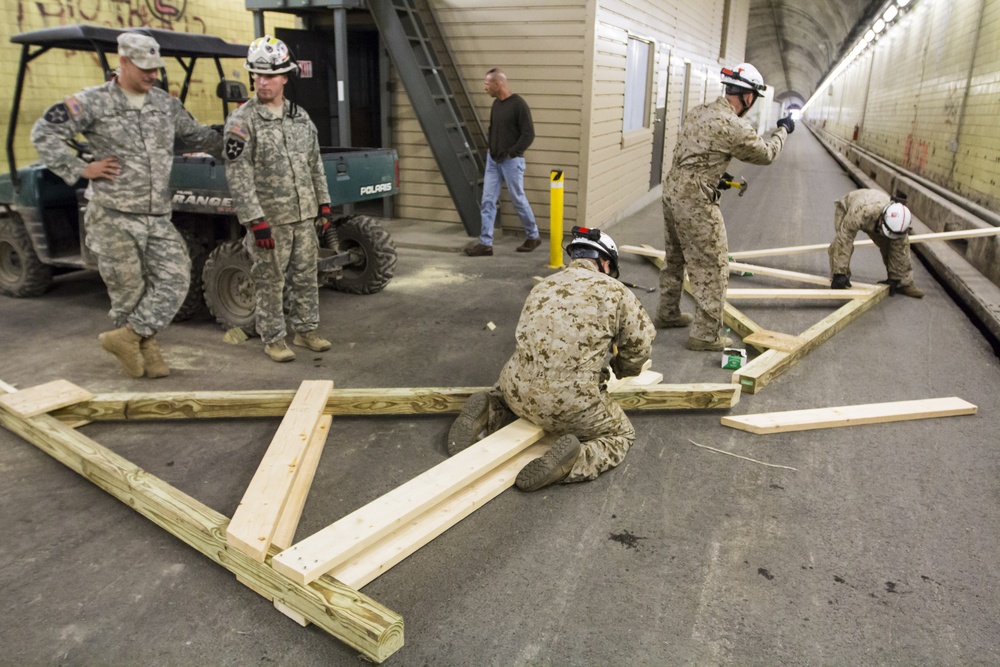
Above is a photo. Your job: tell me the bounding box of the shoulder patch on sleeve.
[229,124,248,140]
[43,103,70,124]
[64,95,82,117]
[225,135,246,160]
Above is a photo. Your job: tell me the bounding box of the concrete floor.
[2,127,999,665]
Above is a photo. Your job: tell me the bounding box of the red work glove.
[250,220,274,250]
[315,204,332,233]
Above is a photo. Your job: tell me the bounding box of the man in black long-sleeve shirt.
[464,68,541,256]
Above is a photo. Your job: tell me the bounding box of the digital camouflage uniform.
[491,260,655,482]
[31,80,222,337]
[829,189,915,287]
[656,96,787,342]
[223,97,330,344]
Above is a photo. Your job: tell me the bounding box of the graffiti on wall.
[19,0,206,34]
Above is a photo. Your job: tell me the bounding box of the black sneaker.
[515,434,582,492]
[447,392,491,455]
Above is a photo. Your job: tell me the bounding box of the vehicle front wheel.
[202,240,256,333]
[0,215,52,297]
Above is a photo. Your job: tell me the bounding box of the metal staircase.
[368,0,485,236]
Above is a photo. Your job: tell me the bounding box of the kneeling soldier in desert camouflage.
[31,32,222,378]
[829,189,923,298]
[448,227,656,491]
[224,36,335,362]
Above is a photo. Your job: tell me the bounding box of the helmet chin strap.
[737,93,754,117]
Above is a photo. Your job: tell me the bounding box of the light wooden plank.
[271,415,332,551]
[733,285,889,394]
[728,261,876,289]
[227,381,333,562]
[0,380,93,418]
[742,330,805,353]
[728,226,1000,260]
[725,288,871,300]
[0,381,403,663]
[721,397,978,434]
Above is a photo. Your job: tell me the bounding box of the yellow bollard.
[548,170,564,269]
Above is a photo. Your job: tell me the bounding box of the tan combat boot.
[897,283,924,299]
[98,324,144,378]
[292,331,332,352]
[140,337,170,378]
[653,312,693,328]
[265,340,296,362]
[515,434,582,492]
[685,335,733,352]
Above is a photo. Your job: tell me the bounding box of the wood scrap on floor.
[721,397,978,434]
[685,439,797,470]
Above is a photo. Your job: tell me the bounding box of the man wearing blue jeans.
[464,68,541,256]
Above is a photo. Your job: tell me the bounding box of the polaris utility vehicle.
[0,25,398,331]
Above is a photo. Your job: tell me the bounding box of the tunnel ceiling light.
[864,29,876,42]
[897,0,910,6]
[873,18,886,33]
[883,5,899,21]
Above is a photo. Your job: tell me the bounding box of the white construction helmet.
[566,226,620,278]
[881,202,912,238]
[245,36,297,75]
[721,63,767,96]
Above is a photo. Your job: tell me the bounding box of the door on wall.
[649,47,670,189]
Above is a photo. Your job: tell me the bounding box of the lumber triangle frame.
[0,372,739,661]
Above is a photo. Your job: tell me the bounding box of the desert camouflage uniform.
[656,96,787,342]
[224,97,331,344]
[829,189,914,287]
[31,79,222,336]
[490,260,655,482]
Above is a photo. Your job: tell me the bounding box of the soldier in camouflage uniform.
[448,228,655,492]
[224,36,333,362]
[31,32,222,379]
[655,63,792,351]
[829,189,923,298]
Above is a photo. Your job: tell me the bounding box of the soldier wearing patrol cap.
[447,227,656,492]
[31,31,223,379]
[654,63,793,351]
[223,35,333,363]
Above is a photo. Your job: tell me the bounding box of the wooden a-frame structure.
[0,371,740,662]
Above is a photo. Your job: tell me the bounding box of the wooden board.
[0,380,93,418]
[0,382,403,663]
[227,381,333,562]
[742,330,805,353]
[271,414,332,550]
[721,397,977,434]
[725,288,871,300]
[728,261,875,289]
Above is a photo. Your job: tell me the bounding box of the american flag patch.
[229,124,248,140]
[64,95,82,117]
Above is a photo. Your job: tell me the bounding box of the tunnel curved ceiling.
[745,0,886,106]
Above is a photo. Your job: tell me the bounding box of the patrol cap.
[117,33,165,70]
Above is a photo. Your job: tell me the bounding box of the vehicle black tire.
[329,215,396,294]
[172,227,210,321]
[202,240,257,334]
[0,215,53,297]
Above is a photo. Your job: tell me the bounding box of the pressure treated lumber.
[733,285,888,394]
[0,379,93,418]
[0,384,403,663]
[721,397,977,434]
[272,415,332,550]
[741,330,804,353]
[227,381,333,562]
[50,382,735,422]
[724,288,871,300]
[728,261,875,289]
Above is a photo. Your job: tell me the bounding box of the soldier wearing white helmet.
[653,63,793,351]
[224,35,335,362]
[447,226,655,492]
[829,189,923,298]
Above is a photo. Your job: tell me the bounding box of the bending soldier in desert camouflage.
[654,63,792,351]
[31,32,222,378]
[448,227,655,492]
[829,189,923,298]
[224,36,334,362]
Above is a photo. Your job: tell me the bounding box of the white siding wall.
[805,0,1000,211]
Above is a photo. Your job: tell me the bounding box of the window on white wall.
[623,35,653,132]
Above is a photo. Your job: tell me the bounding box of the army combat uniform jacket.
[495,260,655,482]
[223,97,330,226]
[657,96,787,342]
[31,79,222,215]
[829,189,915,287]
